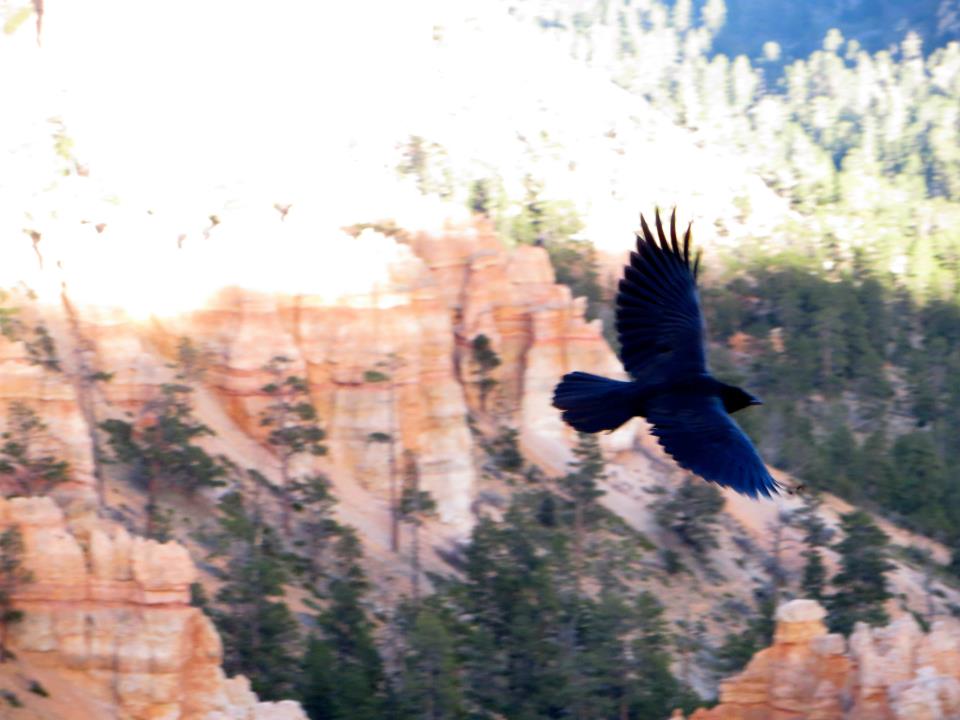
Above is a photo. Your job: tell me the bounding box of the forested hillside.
[452,0,960,551]
[712,0,960,67]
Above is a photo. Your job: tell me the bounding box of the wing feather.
[616,209,707,383]
[646,394,779,498]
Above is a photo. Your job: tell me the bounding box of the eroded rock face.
[685,599,960,720]
[10,215,626,536]
[1,496,305,720]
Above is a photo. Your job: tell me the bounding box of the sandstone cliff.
[0,496,306,720]
[0,208,628,539]
[682,599,960,720]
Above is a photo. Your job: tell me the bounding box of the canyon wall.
[0,495,306,720]
[0,210,632,540]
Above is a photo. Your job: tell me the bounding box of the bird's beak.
[750,397,764,406]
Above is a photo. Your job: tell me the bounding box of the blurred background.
[1,1,960,719]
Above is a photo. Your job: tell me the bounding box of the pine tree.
[801,549,827,601]
[457,495,568,718]
[653,477,725,558]
[259,355,327,535]
[101,375,226,539]
[0,402,69,498]
[290,472,340,589]
[560,432,606,593]
[395,604,464,720]
[826,511,894,634]
[580,589,696,719]
[714,587,776,673]
[889,431,947,525]
[364,357,401,552]
[302,528,386,720]
[794,493,830,601]
[470,335,501,412]
[0,527,30,663]
[398,450,437,601]
[210,490,300,701]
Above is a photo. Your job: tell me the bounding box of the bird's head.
[720,384,763,414]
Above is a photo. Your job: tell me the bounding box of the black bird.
[552,209,779,498]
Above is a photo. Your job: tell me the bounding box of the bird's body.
[552,209,779,498]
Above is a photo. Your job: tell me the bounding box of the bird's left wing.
[645,393,780,498]
[616,209,707,385]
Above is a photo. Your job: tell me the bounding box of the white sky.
[0,0,790,317]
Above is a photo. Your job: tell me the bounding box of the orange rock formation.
[2,215,627,534]
[0,496,307,720]
[685,599,960,720]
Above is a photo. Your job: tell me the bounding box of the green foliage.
[705,265,960,543]
[714,589,775,673]
[826,511,894,634]
[432,487,698,718]
[468,178,491,216]
[792,493,831,548]
[100,378,226,539]
[398,453,437,525]
[0,402,70,498]
[887,432,949,529]
[301,529,387,720]
[259,356,327,537]
[470,335,500,372]
[397,135,455,199]
[289,472,341,586]
[470,334,501,410]
[209,491,301,701]
[560,431,606,524]
[801,549,827,601]
[22,323,60,372]
[544,236,606,322]
[189,581,210,610]
[503,7,960,553]
[510,175,584,247]
[0,293,62,372]
[27,679,48,697]
[0,527,31,663]
[260,356,326,460]
[653,478,725,558]
[394,604,465,720]
[483,426,524,474]
[363,370,390,383]
[660,547,688,575]
[0,689,22,707]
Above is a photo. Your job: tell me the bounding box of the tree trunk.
[573,493,584,595]
[146,461,162,539]
[412,483,421,602]
[280,450,292,537]
[388,381,400,553]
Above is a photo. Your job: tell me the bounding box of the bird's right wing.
[616,209,707,385]
[645,393,780,498]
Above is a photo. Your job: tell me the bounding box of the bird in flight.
[552,209,779,498]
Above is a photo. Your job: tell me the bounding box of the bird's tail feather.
[552,372,637,433]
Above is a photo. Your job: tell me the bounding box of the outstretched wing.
[616,209,706,385]
[645,393,779,498]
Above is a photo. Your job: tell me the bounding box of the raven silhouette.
[552,209,779,498]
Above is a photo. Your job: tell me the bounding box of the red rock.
[0,497,305,719]
[681,599,960,720]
